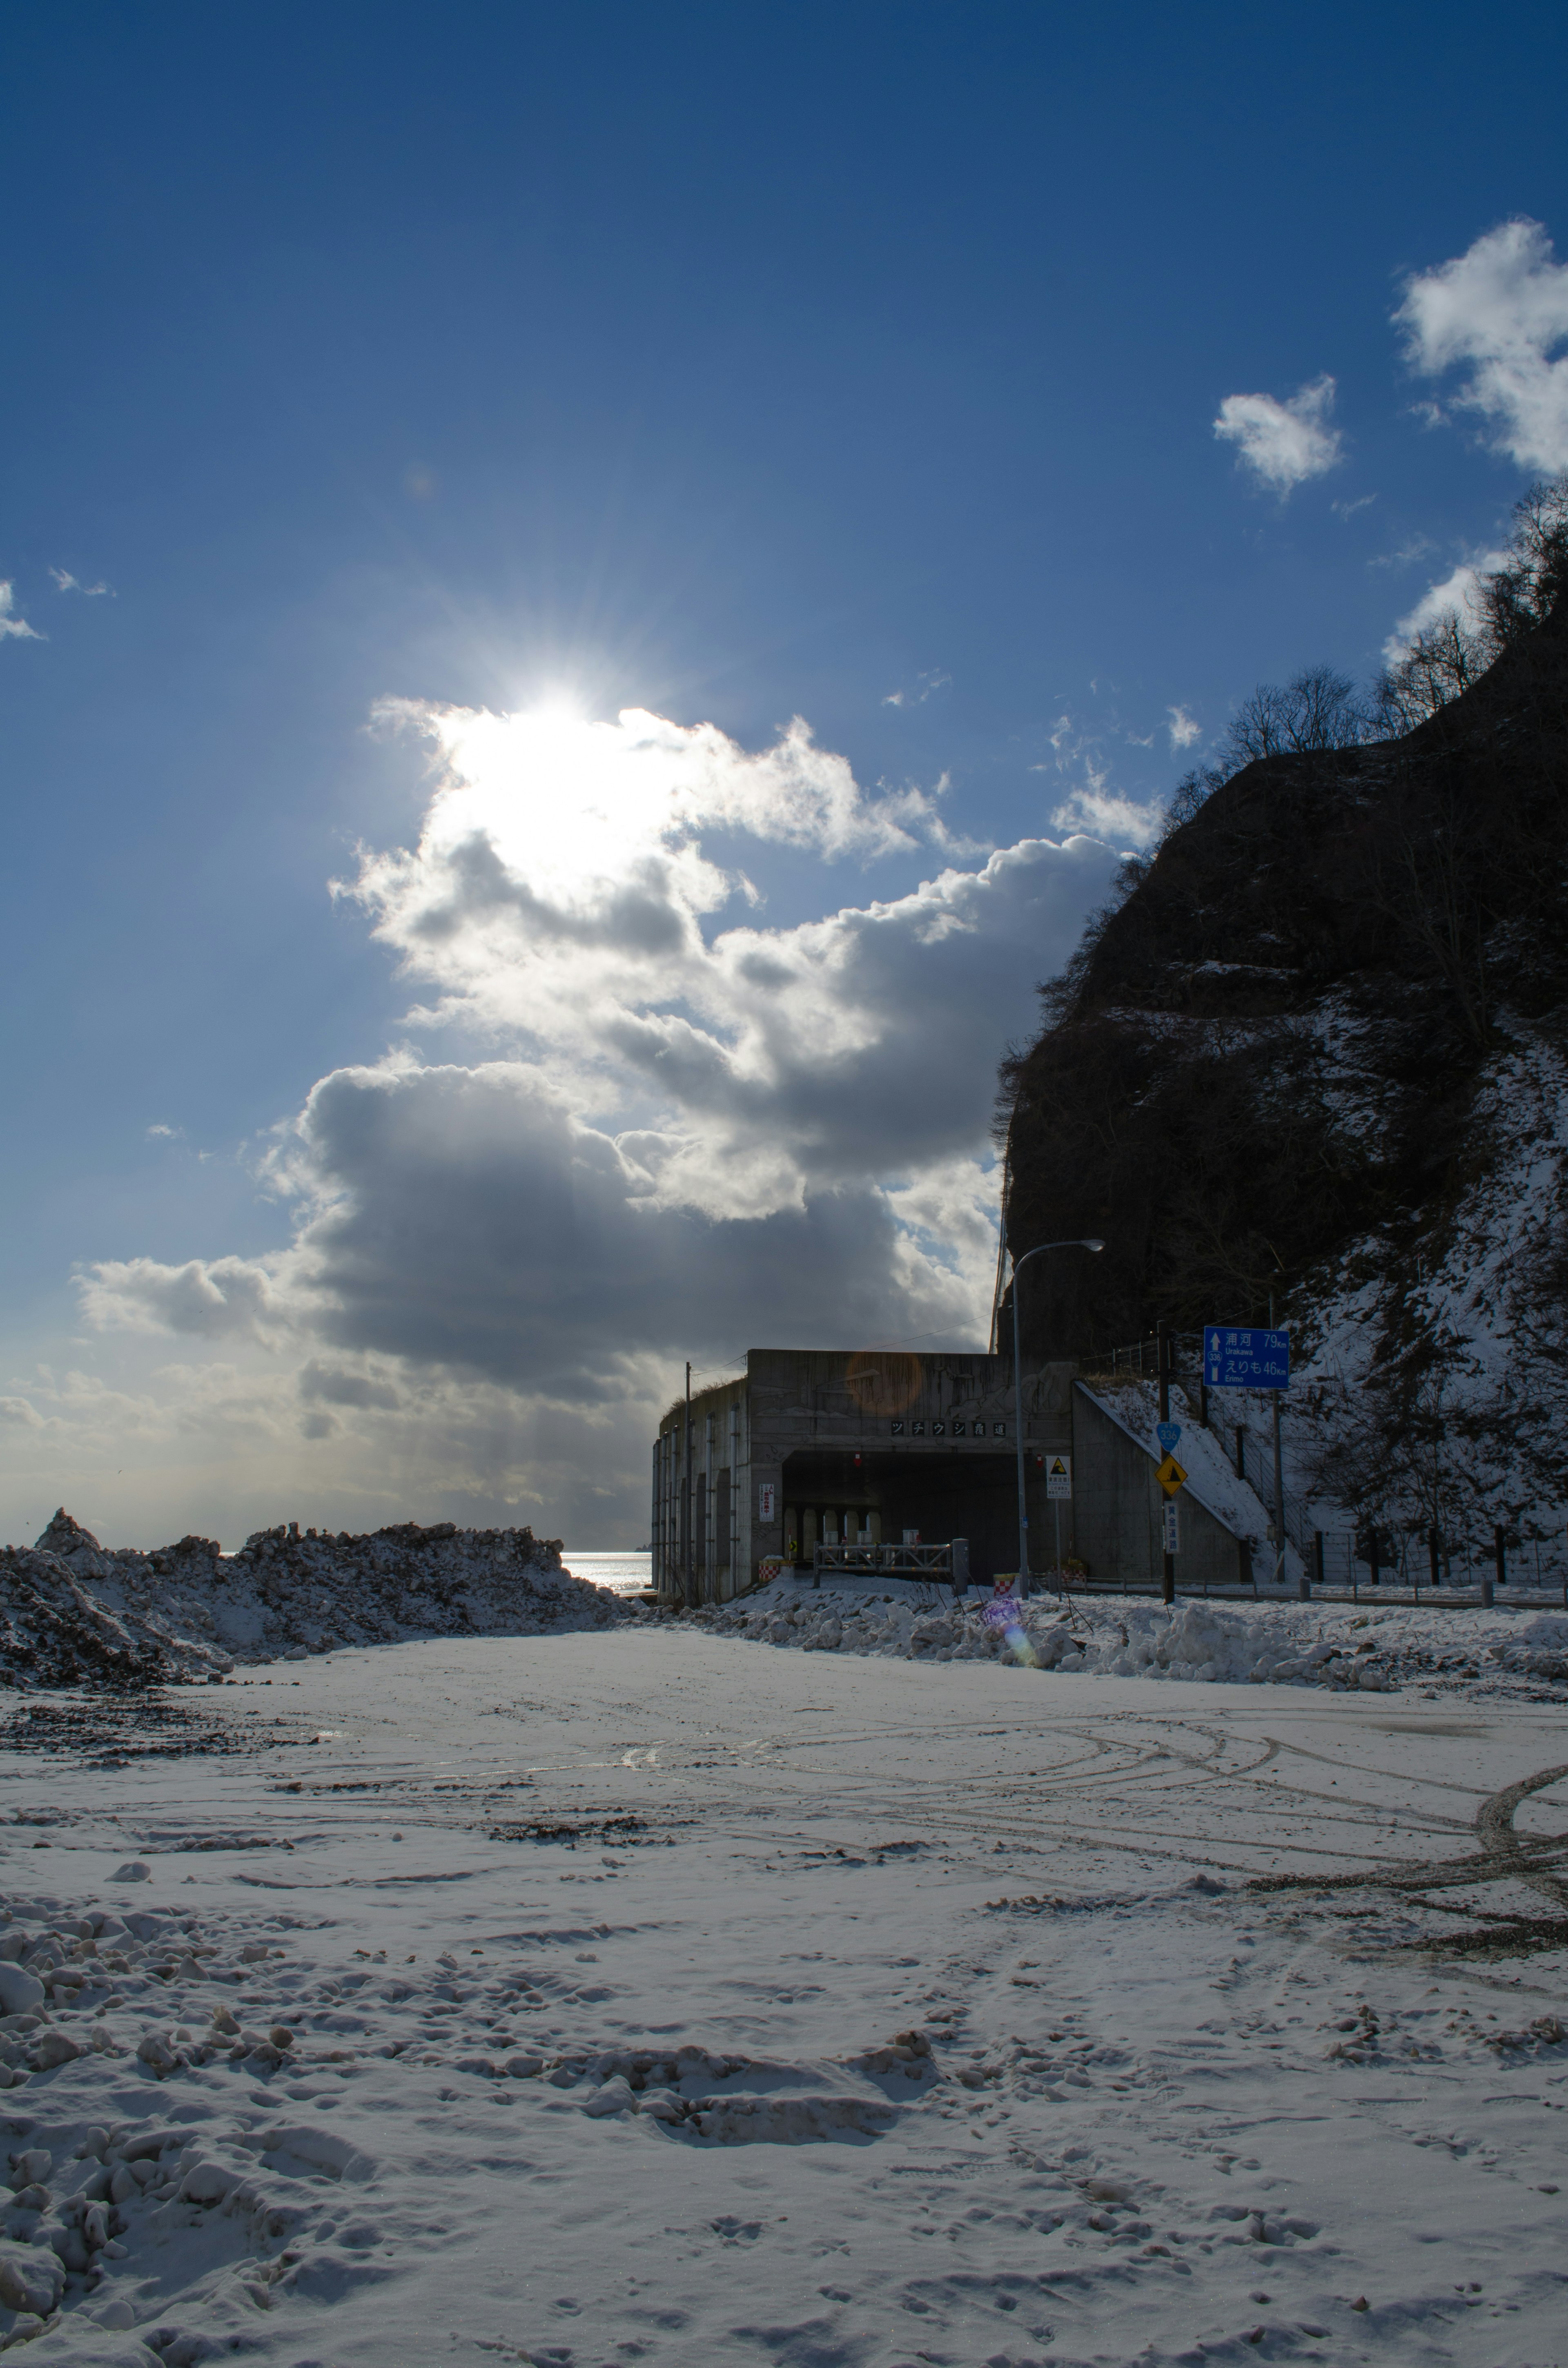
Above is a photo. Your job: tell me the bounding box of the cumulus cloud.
[276,1062,991,1389]
[0,583,40,642]
[78,1255,287,1342]
[50,568,114,596]
[62,698,1124,1541]
[1166,705,1201,750]
[0,1398,43,1429]
[1213,374,1343,494]
[1395,218,1568,473]
[343,704,1113,1217]
[1382,551,1507,665]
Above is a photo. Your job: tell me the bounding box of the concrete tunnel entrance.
[780,1449,1019,1585]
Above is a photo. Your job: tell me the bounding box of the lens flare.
[979,1589,1038,1666]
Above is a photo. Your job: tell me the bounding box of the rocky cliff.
[1000,573,1568,1538]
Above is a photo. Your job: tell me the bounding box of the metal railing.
[812,1542,957,1580]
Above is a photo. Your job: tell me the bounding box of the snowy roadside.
[675,1579,1568,1702]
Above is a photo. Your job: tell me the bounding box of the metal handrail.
[813,1542,954,1574]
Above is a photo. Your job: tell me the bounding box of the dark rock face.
[1000,600,1568,1403]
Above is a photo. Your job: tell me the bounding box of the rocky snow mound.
[682,1585,1568,1700]
[0,1512,631,1690]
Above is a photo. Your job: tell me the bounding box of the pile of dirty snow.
[0,1512,632,1690]
[681,1583,1568,1700]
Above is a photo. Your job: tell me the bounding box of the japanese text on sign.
[1203,1325,1290,1389]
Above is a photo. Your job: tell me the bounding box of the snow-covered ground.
[688,1576,1568,1704]
[0,1632,1564,2367]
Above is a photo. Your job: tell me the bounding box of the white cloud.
[50,567,114,596]
[1166,705,1201,751]
[1331,494,1376,520]
[0,583,40,642]
[0,1398,43,1429]
[78,1255,287,1343]
[883,669,952,708]
[58,698,1124,1542]
[1382,551,1507,665]
[1395,218,1568,473]
[1030,710,1166,850]
[1368,533,1435,571]
[1213,374,1343,494]
[1049,779,1164,849]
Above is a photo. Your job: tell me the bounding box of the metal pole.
[1158,1321,1174,1605]
[684,1361,695,1612]
[1012,1269,1031,1595]
[1269,1293,1288,1593]
[1007,1238,1104,1600]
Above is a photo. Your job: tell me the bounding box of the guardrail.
[811,1542,962,1585]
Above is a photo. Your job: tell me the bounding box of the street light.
[1010,1238,1105,1595]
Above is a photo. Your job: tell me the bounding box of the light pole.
[1010,1238,1105,1594]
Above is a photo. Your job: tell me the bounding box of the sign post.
[1203,1321,1300,1597]
[1045,1455,1072,1587]
[1157,1324,1176,1603]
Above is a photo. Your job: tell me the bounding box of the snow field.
[0,1631,1562,2366]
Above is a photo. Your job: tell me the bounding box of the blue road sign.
[1155,1420,1182,1452]
[1203,1326,1290,1389]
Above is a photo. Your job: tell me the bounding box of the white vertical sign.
[758,1483,776,1521]
[1162,1501,1180,1554]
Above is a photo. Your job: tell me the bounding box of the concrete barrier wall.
[1070,1387,1247,1587]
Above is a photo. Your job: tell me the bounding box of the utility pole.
[684,1361,695,1612]
[1012,1278,1032,1598]
[1157,1321,1175,1606]
[1269,1291,1289,1592]
[1009,1237,1105,1599]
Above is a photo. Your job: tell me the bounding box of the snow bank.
[0,1512,631,1689]
[679,1582,1568,1699]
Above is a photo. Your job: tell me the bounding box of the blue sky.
[3,2,1567,1548]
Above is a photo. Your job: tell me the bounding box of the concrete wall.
[1069,1385,1248,1587]
[653,1375,749,1603]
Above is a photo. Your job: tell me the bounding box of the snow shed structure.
[651,1349,1261,1601]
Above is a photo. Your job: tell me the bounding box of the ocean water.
[561,1550,653,1597]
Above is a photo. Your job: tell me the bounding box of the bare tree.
[1218,664,1370,770]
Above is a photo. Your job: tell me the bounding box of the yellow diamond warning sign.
[1156,1452,1187,1499]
